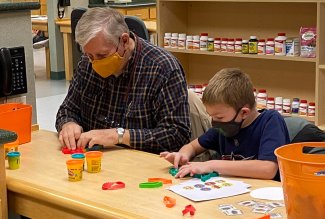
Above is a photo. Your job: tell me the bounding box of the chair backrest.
[71,7,87,52]
[124,15,149,41]
[70,8,150,53]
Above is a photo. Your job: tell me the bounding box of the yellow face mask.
[90,47,125,78]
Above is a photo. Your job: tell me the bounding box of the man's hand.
[59,122,83,150]
[175,161,214,178]
[77,129,118,148]
[160,152,190,169]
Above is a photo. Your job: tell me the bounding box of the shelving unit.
[157,0,325,127]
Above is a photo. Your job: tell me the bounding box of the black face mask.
[212,108,244,138]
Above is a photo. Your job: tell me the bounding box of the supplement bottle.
[265,38,275,55]
[193,35,200,50]
[275,33,287,56]
[207,38,214,51]
[199,33,208,51]
[266,97,275,110]
[214,38,221,52]
[283,98,291,114]
[249,36,258,54]
[186,35,193,50]
[235,38,242,53]
[164,33,171,48]
[242,40,249,54]
[291,98,300,114]
[275,97,283,114]
[178,33,186,49]
[227,38,235,53]
[308,102,315,117]
[221,38,228,52]
[258,39,266,55]
[299,99,308,116]
[171,33,178,49]
[256,89,267,110]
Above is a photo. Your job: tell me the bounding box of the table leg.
[63,33,73,81]
[45,46,51,79]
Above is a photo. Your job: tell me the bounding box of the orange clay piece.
[163,196,176,208]
[148,178,172,184]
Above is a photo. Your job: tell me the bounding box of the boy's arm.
[207,159,278,180]
[179,138,207,158]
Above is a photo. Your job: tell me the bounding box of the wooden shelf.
[166,48,316,62]
[319,65,325,69]
[158,0,325,126]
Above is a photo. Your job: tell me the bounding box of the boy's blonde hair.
[202,68,255,110]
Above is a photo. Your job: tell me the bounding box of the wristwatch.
[116,127,125,144]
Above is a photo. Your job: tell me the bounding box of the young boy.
[160,68,290,180]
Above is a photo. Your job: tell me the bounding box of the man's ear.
[121,33,129,45]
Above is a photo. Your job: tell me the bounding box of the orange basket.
[0,103,32,144]
[275,142,325,219]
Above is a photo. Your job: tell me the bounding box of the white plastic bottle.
[178,33,186,50]
[275,33,287,56]
[193,35,200,50]
[265,38,275,55]
[171,33,178,49]
[199,33,208,51]
[164,33,171,48]
[256,89,267,110]
[275,97,283,114]
[186,35,193,50]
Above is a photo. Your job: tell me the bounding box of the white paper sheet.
[250,187,284,201]
[168,177,251,202]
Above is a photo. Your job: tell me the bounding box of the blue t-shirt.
[198,109,290,164]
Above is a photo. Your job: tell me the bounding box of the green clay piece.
[139,181,163,188]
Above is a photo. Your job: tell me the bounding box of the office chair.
[71,8,150,53]
[124,15,149,41]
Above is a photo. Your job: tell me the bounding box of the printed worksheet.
[168,177,251,202]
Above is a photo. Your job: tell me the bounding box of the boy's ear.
[241,107,251,119]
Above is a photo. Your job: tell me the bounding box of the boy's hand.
[175,161,214,178]
[160,152,189,168]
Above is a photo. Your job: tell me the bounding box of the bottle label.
[200,40,208,50]
[258,44,265,55]
[178,39,185,49]
[266,45,274,55]
[275,40,285,54]
[227,44,235,53]
[193,40,200,50]
[235,44,242,53]
[186,40,193,50]
[256,96,267,110]
[283,104,291,114]
[171,38,178,48]
[249,42,258,54]
[308,107,315,117]
[214,43,221,52]
[242,44,249,54]
[292,102,299,114]
[221,43,227,52]
[267,102,275,110]
[299,105,307,116]
[275,104,283,114]
[164,38,171,48]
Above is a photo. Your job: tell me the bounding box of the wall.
[0,10,37,124]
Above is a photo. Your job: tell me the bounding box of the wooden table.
[31,16,51,79]
[55,19,157,81]
[6,130,286,219]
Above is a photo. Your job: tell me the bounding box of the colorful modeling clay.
[86,144,104,151]
[102,181,125,190]
[148,178,172,184]
[139,181,163,188]
[163,196,176,208]
[182,204,196,216]
[61,147,84,154]
[169,167,219,182]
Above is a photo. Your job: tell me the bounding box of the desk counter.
[6,130,286,219]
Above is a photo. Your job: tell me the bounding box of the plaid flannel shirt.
[56,35,191,154]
